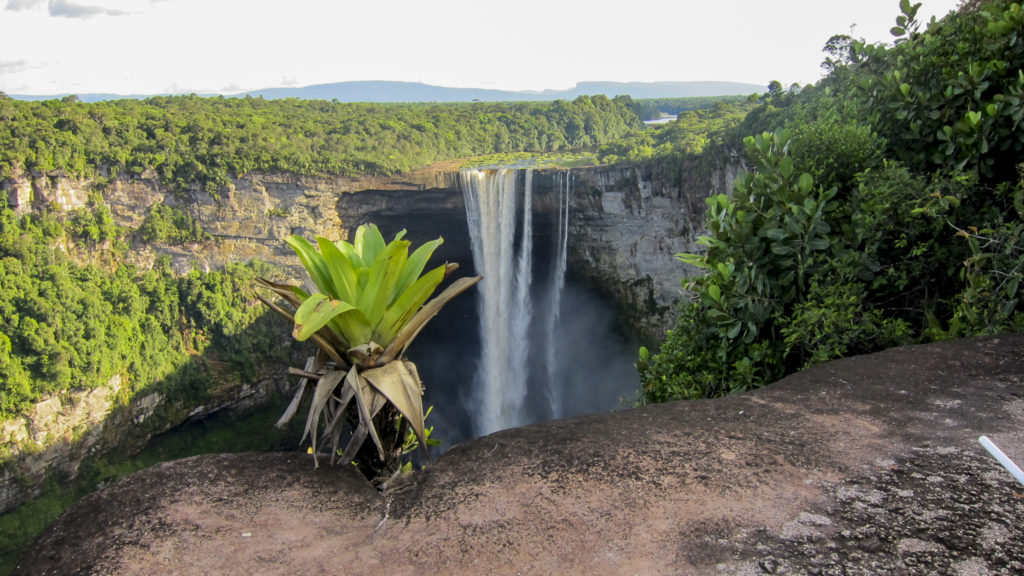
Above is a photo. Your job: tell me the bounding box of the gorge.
[0,157,740,517]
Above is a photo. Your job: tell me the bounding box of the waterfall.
[461,169,534,435]
[543,171,571,418]
[460,168,576,436]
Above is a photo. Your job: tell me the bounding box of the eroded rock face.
[569,162,742,340]
[16,335,1024,575]
[4,161,735,334]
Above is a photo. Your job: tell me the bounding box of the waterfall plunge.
[460,168,571,436]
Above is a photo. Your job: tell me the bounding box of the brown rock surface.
[15,335,1024,575]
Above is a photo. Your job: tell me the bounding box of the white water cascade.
[461,168,577,436]
[542,171,571,418]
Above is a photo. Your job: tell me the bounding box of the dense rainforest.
[0,94,642,193]
[0,203,297,421]
[0,89,752,425]
[640,0,1024,401]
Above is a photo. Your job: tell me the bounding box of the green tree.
[640,0,1024,403]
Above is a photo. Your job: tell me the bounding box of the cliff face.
[0,158,737,513]
[4,162,736,328]
[331,162,741,342]
[567,160,741,341]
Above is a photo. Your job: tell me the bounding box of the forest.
[0,88,754,422]
[0,94,642,193]
[0,202,301,421]
[639,0,1024,402]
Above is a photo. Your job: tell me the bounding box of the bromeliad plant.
[257,224,479,481]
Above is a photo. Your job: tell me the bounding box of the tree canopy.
[0,94,641,193]
[641,0,1024,402]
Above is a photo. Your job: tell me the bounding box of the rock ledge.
[16,335,1024,575]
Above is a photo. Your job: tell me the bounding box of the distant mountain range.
[9,80,765,103]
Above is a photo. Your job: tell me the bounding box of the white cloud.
[4,0,45,11]
[0,60,31,74]
[47,0,152,18]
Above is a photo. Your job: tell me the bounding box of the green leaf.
[716,262,732,282]
[354,223,387,265]
[293,292,358,341]
[771,242,794,256]
[676,252,709,268]
[285,235,334,295]
[798,173,814,194]
[726,322,741,340]
[317,237,358,303]
[377,264,445,345]
[638,346,650,362]
[806,237,830,251]
[707,284,722,303]
[358,239,409,331]
[891,26,906,37]
[779,156,795,179]
[1001,299,1017,318]
[390,236,443,306]
[337,239,365,270]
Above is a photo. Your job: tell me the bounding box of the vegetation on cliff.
[0,201,298,420]
[641,0,1024,401]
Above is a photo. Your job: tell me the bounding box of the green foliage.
[946,171,1024,334]
[259,225,479,480]
[853,0,1024,180]
[0,203,291,419]
[0,94,641,192]
[137,204,209,244]
[625,95,752,121]
[642,130,842,398]
[641,0,1024,403]
[597,100,756,164]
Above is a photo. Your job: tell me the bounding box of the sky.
[0,0,964,97]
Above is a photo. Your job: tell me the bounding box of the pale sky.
[0,0,963,96]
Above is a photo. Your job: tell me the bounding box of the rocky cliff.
[5,160,737,332]
[567,160,741,340]
[0,158,737,513]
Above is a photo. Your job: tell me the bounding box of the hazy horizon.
[1,0,962,97]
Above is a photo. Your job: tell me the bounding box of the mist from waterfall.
[542,172,571,418]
